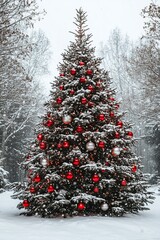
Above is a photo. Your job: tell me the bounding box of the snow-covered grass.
[0,186,159,240]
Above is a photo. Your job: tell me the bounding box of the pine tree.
[13,8,153,217]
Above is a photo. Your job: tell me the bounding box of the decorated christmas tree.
[13,8,153,217]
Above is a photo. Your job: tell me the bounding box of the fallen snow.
[0,186,159,240]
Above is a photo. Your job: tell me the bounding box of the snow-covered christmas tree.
[13,8,153,217]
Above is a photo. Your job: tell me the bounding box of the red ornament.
[86,69,93,75]
[117,120,123,128]
[70,89,75,95]
[98,141,105,148]
[76,126,83,133]
[46,119,54,127]
[70,68,76,75]
[79,61,85,66]
[93,186,99,193]
[56,97,63,104]
[96,81,101,87]
[77,202,85,210]
[59,85,64,90]
[39,141,47,150]
[98,114,105,121]
[88,85,94,92]
[73,157,80,166]
[59,73,65,77]
[80,77,86,83]
[34,174,41,183]
[127,131,133,138]
[109,97,115,101]
[30,186,36,193]
[115,132,120,138]
[110,111,114,117]
[63,141,70,148]
[115,104,119,109]
[66,171,73,180]
[81,97,87,104]
[88,101,94,108]
[23,200,29,208]
[92,174,100,182]
[47,185,55,193]
[131,165,137,172]
[37,134,43,141]
[57,143,62,149]
[121,179,127,186]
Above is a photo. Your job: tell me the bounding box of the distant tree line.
[0,0,51,183]
[99,2,160,177]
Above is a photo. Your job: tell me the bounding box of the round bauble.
[47,185,55,193]
[121,179,127,186]
[59,85,64,90]
[79,61,85,66]
[39,141,47,150]
[98,141,105,148]
[88,85,94,92]
[80,77,86,83]
[127,131,133,138]
[88,101,94,108]
[92,174,100,182]
[76,125,83,133]
[73,157,80,166]
[70,89,75,95]
[93,186,99,193]
[110,111,115,118]
[112,147,121,156]
[23,200,29,208]
[116,120,123,128]
[115,132,120,139]
[66,171,73,180]
[63,141,70,148]
[98,114,105,121]
[81,97,87,104]
[30,186,36,193]
[57,143,62,149]
[86,69,93,75]
[62,115,72,124]
[96,81,101,87]
[101,203,109,211]
[46,119,54,127]
[70,68,76,75]
[131,165,137,173]
[34,174,41,183]
[109,97,115,101]
[86,141,95,151]
[56,97,63,104]
[77,202,85,210]
[59,73,65,77]
[40,158,48,167]
[37,133,43,141]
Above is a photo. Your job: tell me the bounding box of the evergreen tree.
[13,9,153,217]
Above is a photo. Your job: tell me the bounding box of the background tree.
[0,0,51,182]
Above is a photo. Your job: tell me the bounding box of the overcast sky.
[35,0,152,81]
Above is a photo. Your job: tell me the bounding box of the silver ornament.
[86,141,95,151]
[112,147,120,156]
[40,159,48,167]
[62,115,72,124]
[101,203,109,211]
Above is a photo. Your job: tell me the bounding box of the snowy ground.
[0,186,159,240]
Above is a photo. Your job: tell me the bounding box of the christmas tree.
[13,8,153,217]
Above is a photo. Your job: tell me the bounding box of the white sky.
[35,0,152,81]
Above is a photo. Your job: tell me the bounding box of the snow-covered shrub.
[0,167,9,193]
